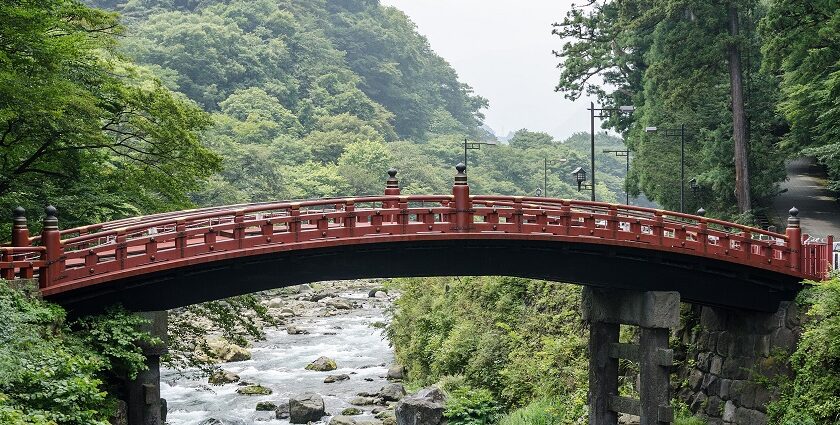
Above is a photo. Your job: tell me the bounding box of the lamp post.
[589,103,635,202]
[645,124,688,212]
[572,167,593,194]
[603,149,631,205]
[543,158,568,198]
[463,138,497,173]
[535,187,543,197]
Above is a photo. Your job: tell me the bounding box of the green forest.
[0,0,839,424]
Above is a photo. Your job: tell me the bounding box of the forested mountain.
[81,0,632,208]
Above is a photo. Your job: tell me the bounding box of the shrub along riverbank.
[0,281,154,424]
[386,276,840,425]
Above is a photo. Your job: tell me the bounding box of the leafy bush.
[387,276,587,408]
[498,397,587,425]
[444,385,501,425]
[0,281,155,423]
[767,277,840,424]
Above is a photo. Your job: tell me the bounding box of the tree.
[554,0,784,217]
[0,0,219,234]
[761,0,840,190]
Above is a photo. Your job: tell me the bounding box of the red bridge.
[2,165,833,313]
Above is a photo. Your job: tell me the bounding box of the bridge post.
[12,207,29,247]
[452,163,472,232]
[582,288,679,425]
[126,311,168,425]
[39,206,63,289]
[383,168,400,223]
[785,207,801,273]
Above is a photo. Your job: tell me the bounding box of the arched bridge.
[1,165,833,313]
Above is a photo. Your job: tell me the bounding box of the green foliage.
[0,281,153,424]
[72,306,160,380]
[387,277,588,408]
[554,0,787,217]
[761,1,840,190]
[0,0,219,236]
[498,397,587,425]
[767,277,840,424]
[444,385,502,425]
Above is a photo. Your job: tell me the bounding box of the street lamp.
[535,187,543,197]
[645,124,688,212]
[589,103,635,202]
[603,149,631,205]
[572,167,593,193]
[463,138,497,173]
[689,178,699,196]
[542,158,568,198]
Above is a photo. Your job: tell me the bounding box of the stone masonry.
[675,302,801,425]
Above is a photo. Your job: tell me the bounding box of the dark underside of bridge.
[47,239,802,315]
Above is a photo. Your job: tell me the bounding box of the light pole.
[572,167,593,194]
[543,158,568,198]
[603,149,631,205]
[645,125,687,212]
[589,103,635,202]
[463,138,497,173]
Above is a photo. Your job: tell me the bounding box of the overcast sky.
[380,0,594,140]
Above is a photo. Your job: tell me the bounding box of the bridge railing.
[2,165,834,290]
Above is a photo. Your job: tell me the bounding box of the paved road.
[773,157,840,238]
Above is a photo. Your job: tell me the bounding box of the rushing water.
[161,289,395,424]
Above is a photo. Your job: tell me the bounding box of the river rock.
[368,288,387,298]
[326,299,353,310]
[306,356,337,371]
[236,385,272,396]
[374,291,387,298]
[199,419,246,425]
[289,393,325,423]
[267,297,285,308]
[330,416,357,425]
[208,370,240,385]
[379,384,406,402]
[386,364,405,380]
[207,339,251,363]
[287,325,309,335]
[324,374,350,383]
[256,401,277,411]
[395,388,446,425]
[350,396,376,406]
[342,407,363,415]
[275,403,290,419]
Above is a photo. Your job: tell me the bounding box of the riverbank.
[161,280,399,424]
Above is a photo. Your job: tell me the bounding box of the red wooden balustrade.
[2,167,834,295]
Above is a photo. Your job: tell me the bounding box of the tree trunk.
[728,4,751,213]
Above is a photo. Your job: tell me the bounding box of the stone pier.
[582,288,681,425]
[126,311,168,425]
[676,302,801,425]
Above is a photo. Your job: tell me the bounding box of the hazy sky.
[380,0,595,140]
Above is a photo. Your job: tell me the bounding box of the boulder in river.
[368,288,388,298]
[275,402,290,419]
[287,325,309,335]
[326,299,353,310]
[208,370,240,385]
[256,401,277,411]
[330,416,357,425]
[342,407,363,415]
[289,393,325,424]
[350,396,376,406]
[395,387,446,425]
[207,339,251,363]
[306,356,337,371]
[236,385,272,396]
[379,383,406,402]
[386,364,405,380]
[324,374,350,383]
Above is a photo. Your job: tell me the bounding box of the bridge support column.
[127,311,168,425]
[582,288,680,425]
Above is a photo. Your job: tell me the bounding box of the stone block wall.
[675,301,801,425]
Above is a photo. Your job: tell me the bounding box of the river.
[160,284,395,424]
